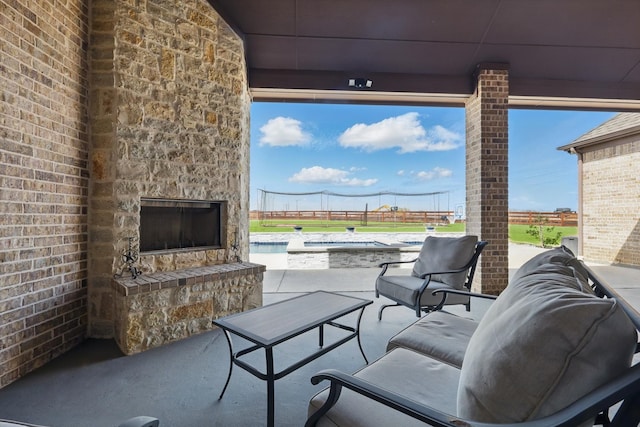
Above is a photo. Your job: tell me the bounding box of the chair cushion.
[386,311,478,368]
[308,348,460,427]
[457,262,638,423]
[375,275,470,308]
[411,235,478,289]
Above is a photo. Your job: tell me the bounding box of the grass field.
[250,220,577,247]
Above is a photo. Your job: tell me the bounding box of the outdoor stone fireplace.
[87,0,263,355]
[110,198,264,356]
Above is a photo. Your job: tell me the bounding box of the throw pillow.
[457,263,637,423]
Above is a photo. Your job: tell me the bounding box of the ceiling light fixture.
[348,78,372,89]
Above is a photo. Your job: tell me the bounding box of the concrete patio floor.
[0,244,638,427]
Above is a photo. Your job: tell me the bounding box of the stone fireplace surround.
[112,261,264,355]
[88,0,263,354]
[110,196,264,355]
[108,194,264,355]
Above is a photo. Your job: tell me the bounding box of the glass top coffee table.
[213,290,373,427]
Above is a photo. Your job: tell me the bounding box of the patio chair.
[375,235,487,320]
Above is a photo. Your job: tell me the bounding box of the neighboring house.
[559,113,640,267]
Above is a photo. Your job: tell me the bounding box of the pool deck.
[250,241,640,309]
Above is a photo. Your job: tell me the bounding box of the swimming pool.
[249,242,288,254]
[249,232,458,268]
[249,240,422,254]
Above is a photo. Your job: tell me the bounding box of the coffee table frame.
[213,291,372,427]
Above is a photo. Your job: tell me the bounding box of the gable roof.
[558,113,640,152]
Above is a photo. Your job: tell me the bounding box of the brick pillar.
[465,64,509,294]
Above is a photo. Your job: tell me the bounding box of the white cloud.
[426,125,463,151]
[414,167,453,181]
[288,166,378,187]
[397,170,405,176]
[259,116,311,147]
[338,112,462,153]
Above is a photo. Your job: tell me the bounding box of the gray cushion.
[386,311,478,368]
[309,348,460,427]
[510,245,589,284]
[457,262,638,423]
[375,275,470,307]
[411,235,478,289]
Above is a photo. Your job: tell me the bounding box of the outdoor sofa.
[306,247,640,426]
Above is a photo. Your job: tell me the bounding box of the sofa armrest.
[306,369,463,427]
[118,417,159,427]
[306,367,640,427]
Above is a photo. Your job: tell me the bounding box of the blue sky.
[250,103,615,213]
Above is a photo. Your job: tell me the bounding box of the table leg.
[318,324,324,347]
[355,307,369,364]
[218,329,234,400]
[266,347,275,427]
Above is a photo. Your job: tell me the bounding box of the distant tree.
[526,214,562,248]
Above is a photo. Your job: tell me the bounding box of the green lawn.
[509,224,577,246]
[250,220,576,247]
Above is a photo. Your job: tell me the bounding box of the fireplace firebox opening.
[139,198,226,252]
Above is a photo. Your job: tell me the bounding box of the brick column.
[465,64,509,294]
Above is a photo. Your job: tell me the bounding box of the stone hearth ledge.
[112,262,265,355]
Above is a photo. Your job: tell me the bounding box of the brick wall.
[465,66,510,294]
[0,0,89,387]
[0,0,251,387]
[581,136,640,265]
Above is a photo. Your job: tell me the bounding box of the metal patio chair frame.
[376,240,488,320]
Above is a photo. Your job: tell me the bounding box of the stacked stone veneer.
[282,232,460,269]
[89,0,255,343]
[465,65,510,294]
[287,246,420,269]
[113,262,264,355]
[581,136,640,265]
[0,0,89,387]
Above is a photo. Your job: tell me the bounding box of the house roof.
[558,113,640,152]
[209,0,640,109]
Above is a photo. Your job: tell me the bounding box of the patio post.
[465,63,510,295]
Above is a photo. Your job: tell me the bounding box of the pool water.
[249,241,421,254]
[305,241,387,248]
[250,242,288,253]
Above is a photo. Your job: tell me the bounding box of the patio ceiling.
[209,0,640,109]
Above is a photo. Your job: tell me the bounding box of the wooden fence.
[508,211,577,227]
[250,210,577,227]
